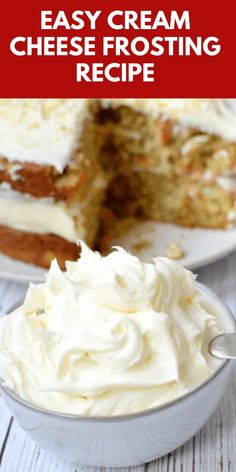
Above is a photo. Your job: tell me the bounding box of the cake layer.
[106,171,236,230]
[1,99,236,173]
[0,225,79,268]
[101,99,236,142]
[2,100,236,198]
[92,102,236,177]
[0,100,88,172]
[0,155,90,199]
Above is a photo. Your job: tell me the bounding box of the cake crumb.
[165,243,185,260]
[132,240,151,253]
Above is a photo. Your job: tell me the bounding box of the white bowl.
[0,283,235,467]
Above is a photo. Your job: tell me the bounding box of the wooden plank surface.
[0,252,236,471]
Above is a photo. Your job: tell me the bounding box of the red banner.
[0,0,235,98]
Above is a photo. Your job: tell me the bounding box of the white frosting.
[0,243,223,416]
[0,99,88,173]
[0,193,79,241]
[102,99,236,142]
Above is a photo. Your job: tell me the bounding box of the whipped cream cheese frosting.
[0,243,222,416]
[0,197,79,242]
[0,99,88,173]
[0,187,80,241]
[102,99,236,142]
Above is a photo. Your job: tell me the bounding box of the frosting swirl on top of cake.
[0,242,222,416]
[0,99,87,172]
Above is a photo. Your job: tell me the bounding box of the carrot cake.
[0,99,236,268]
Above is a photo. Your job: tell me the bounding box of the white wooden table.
[0,253,236,472]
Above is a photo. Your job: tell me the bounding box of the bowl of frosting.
[0,242,235,467]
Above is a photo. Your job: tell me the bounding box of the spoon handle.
[209,333,236,359]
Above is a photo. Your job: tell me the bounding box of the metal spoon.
[209,333,236,359]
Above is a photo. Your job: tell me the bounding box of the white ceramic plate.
[0,222,236,284]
